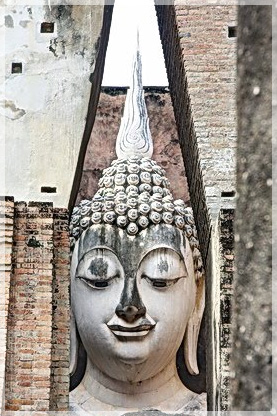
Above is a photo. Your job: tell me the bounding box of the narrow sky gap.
[102,0,168,87]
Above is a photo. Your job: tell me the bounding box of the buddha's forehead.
[77,223,185,263]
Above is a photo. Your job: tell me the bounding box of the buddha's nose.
[115,271,146,323]
[115,303,146,324]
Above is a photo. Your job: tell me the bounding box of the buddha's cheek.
[137,278,196,361]
[71,279,124,356]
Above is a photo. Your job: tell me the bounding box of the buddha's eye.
[140,247,188,289]
[76,249,122,290]
[152,280,167,288]
[141,274,184,289]
[77,275,119,290]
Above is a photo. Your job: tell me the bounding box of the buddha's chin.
[93,345,155,382]
[113,341,151,366]
[118,355,147,365]
[112,345,149,367]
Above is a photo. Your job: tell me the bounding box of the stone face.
[70,224,205,412]
[230,6,272,411]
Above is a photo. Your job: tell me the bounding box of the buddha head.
[69,45,205,400]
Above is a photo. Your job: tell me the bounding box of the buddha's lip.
[107,324,155,332]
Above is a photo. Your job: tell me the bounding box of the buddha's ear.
[184,278,205,375]
[69,310,87,391]
[69,310,78,377]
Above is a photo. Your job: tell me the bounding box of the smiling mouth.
[107,324,155,338]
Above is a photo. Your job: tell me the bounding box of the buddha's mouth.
[107,323,155,338]
[107,314,156,338]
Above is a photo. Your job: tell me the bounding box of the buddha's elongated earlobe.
[69,310,78,377]
[69,310,87,391]
[184,278,205,375]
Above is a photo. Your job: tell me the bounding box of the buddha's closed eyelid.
[76,249,122,280]
[76,274,120,290]
[141,273,187,289]
[141,257,188,280]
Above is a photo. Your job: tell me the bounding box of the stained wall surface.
[3,5,105,208]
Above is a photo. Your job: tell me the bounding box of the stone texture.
[76,88,190,207]
[230,6,272,411]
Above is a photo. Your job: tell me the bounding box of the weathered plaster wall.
[77,87,190,205]
[3,5,105,208]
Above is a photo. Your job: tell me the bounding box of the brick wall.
[156,4,213,266]
[156,4,237,218]
[0,197,14,412]
[50,209,70,411]
[4,201,70,411]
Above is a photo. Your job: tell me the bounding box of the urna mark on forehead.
[76,223,185,264]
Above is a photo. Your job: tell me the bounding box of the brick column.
[0,197,15,412]
[50,208,70,410]
[5,202,54,411]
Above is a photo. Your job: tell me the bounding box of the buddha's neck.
[81,358,187,408]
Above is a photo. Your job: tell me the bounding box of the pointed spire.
[116,30,153,159]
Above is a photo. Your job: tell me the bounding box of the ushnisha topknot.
[69,156,204,281]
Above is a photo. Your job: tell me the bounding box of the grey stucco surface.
[230,5,272,411]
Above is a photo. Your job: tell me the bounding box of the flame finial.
[116,31,153,159]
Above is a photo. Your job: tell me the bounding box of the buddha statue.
[69,43,206,413]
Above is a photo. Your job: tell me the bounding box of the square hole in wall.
[221,191,236,198]
[11,62,22,74]
[41,22,55,33]
[41,186,57,193]
[228,26,237,38]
